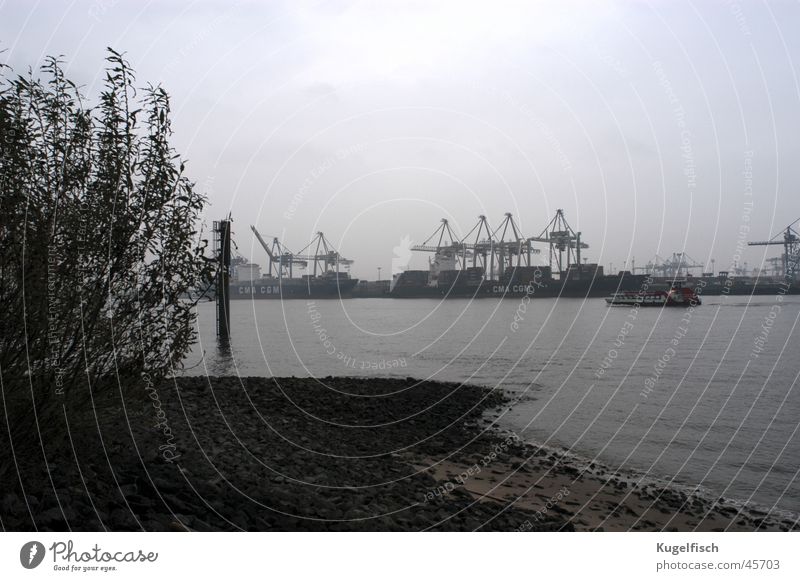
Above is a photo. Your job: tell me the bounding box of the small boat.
[605,282,701,307]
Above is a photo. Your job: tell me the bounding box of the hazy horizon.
[2,0,799,279]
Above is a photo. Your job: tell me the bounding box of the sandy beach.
[417,452,796,531]
[2,376,795,532]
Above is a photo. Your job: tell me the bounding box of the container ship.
[389,264,649,298]
[229,227,358,299]
[385,213,799,299]
[222,213,798,300]
[231,271,358,299]
[643,274,799,296]
[386,211,650,299]
[622,235,800,296]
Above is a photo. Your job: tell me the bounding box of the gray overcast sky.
[2,0,799,279]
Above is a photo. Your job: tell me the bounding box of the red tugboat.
[606,282,701,307]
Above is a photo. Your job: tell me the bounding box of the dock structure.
[412,210,596,283]
[748,219,800,281]
[227,210,800,299]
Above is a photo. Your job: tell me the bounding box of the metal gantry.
[294,231,354,276]
[251,227,352,278]
[410,218,468,278]
[250,225,307,278]
[460,215,497,278]
[410,219,464,255]
[491,212,539,277]
[527,209,588,275]
[632,253,705,278]
[411,212,545,282]
[748,219,800,280]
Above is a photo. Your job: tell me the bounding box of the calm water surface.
[186,295,800,516]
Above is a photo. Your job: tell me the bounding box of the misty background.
[2,0,799,280]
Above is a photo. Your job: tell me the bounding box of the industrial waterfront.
[218,210,800,303]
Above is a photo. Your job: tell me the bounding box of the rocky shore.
[1,376,795,531]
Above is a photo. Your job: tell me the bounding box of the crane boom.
[250,225,276,261]
[251,225,309,277]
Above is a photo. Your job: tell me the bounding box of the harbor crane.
[250,225,307,278]
[527,209,588,275]
[461,215,498,278]
[411,218,465,254]
[633,253,705,278]
[410,218,469,273]
[252,226,353,277]
[294,231,354,276]
[491,212,540,276]
[748,219,800,280]
[457,213,542,279]
[412,214,541,281]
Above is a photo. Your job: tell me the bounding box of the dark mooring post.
[214,219,231,340]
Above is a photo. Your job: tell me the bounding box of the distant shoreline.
[2,376,795,531]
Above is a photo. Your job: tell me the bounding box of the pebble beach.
[2,376,795,532]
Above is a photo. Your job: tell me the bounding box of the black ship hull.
[230,274,799,300]
[231,277,358,299]
[390,273,650,299]
[388,269,800,299]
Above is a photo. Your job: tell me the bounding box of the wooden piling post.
[214,219,231,339]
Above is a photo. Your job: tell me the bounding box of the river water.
[186,294,800,517]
